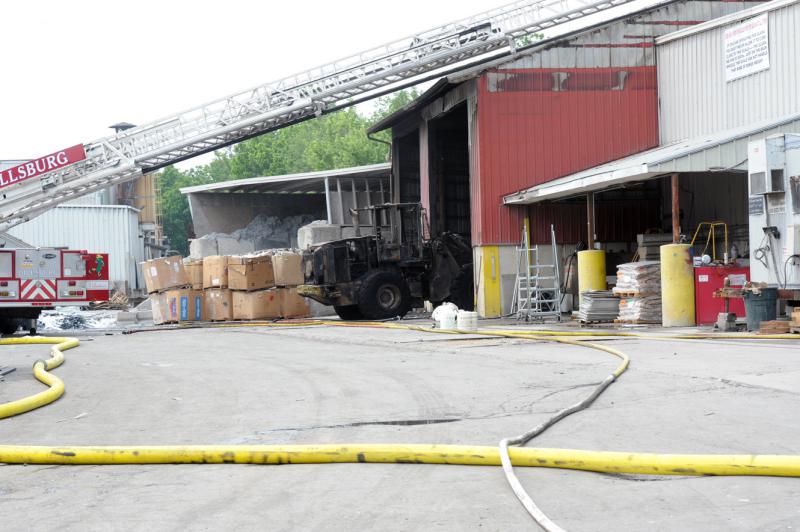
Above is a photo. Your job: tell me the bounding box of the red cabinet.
[694,266,749,325]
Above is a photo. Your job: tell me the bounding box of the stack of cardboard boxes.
[272,252,311,318]
[143,256,203,325]
[143,251,310,325]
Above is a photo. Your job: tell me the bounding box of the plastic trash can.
[742,288,778,331]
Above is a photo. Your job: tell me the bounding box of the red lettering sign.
[0,144,86,190]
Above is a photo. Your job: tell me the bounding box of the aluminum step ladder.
[512,224,562,321]
[0,0,637,231]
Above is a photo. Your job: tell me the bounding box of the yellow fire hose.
[1,323,799,531]
[0,336,78,419]
[0,444,798,476]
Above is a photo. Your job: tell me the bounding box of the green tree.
[158,89,420,252]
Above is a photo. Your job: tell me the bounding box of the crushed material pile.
[190,214,316,258]
[38,307,119,331]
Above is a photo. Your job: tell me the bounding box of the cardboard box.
[279,287,311,318]
[165,289,205,322]
[203,255,229,289]
[142,256,190,294]
[185,260,204,290]
[273,253,304,287]
[150,292,171,325]
[232,289,281,320]
[228,256,275,291]
[204,289,233,321]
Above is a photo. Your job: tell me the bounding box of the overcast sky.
[0,0,497,163]
[1,0,656,167]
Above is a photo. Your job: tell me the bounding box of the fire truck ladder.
[0,0,636,231]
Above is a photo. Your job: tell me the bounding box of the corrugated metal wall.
[529,198,662,244]
[472,0,761,245]
[7,205,144,293]
[658,1,800,143]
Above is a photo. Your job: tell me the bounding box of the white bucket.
[432,303,458,330]
[456,310,478,331]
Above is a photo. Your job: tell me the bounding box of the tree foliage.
[157,89,418,255]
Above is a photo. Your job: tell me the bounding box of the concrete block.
[298,223,342,249]
[116,311,138,323]
[189,239,218,259]
[136,310,154,321]
[217,236,255,256]
[308,299,335,318]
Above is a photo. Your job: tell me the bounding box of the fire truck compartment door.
[16,249,61,280]
[0,251,13,278]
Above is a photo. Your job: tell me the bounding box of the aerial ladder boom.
[0,0,636,231]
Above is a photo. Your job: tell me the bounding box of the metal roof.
[656,0,799,44]
[366,0,682,134]
[504,112,800,204]
[367,79,458,134]
[179,163,391,195]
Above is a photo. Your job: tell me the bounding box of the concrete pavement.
[0,322,798,531]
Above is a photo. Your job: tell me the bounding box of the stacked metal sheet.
[577,290,620,323]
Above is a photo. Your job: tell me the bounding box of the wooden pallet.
[790,325,800,334]
[612,291,660,298]
[614,319,660,325]
[758,320,792,335]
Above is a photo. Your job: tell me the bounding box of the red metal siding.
[474,66,659,245]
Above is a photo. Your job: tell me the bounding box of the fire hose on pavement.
[1,322,799,531]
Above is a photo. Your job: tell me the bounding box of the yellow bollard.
[577,250,606,306]
[660,243,695,326]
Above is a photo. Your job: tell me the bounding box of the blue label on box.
[180,296,189,321]
[195,296,202,320]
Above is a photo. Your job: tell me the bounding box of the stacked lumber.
[613,261,661,324]
[577,291,620,323]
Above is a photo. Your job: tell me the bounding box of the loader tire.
[357,271,411,320]
[334,305,364,321]
[447,263,474,311]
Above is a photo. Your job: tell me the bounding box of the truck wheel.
[334,305,363,321]
[358,271,411,320]
[0,319,18,336]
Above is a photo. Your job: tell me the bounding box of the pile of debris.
[190,214,316,258]
[37,307,119,331]
[577,291,620,323]
[613,261,662,324]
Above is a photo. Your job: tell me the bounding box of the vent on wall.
[750,171,766,194]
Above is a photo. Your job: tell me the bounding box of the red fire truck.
[0,149,111,335]
[0,248,110,335]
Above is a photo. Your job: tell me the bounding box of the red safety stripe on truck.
[20,280,56,300]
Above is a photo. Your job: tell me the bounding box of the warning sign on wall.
[724,14,769,82]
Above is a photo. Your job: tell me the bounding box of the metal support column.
[671,173,680,243]
[324,177,332,224]
[586,192,595,248]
